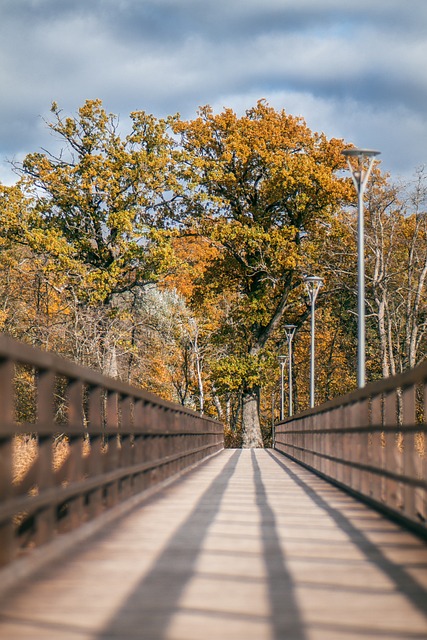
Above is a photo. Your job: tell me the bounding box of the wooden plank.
[0,450,426,640]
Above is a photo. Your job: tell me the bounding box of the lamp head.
[304,275,323,303]
[284,324,297,340]
[304,275,323,288]
[342,148,380,191]
[342,148,380,158]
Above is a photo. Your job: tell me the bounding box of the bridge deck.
[0,449,426,639]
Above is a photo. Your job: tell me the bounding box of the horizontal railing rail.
[275,363,427,537]
[0,334,224,567]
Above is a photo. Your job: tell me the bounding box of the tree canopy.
[172,101,351,445]
[13,99,179,305]
[1,98,425,447]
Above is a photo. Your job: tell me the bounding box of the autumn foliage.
[1,99,427,447]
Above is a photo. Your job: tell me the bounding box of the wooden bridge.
[0,335,427,639]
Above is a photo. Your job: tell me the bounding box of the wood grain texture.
[0,449,426,640]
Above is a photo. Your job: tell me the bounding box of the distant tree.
[319,166,427,382]
[365,168,427,374]
[0,184,68,346]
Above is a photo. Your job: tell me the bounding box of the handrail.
[275,361,427,537]
[0,334,224,567]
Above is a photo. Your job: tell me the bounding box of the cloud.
[0,0,426,183]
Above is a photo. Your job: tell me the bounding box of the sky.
[1,0,426,185]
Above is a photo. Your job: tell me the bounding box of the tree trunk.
[241,387,264,448]
[211,386,224,421]
[376,295,390,378]
[193,332,204,414]
[104,344,118,378]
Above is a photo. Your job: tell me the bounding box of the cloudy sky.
[1,0,426,185]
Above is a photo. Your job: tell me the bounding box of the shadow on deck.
[0,449,426,639]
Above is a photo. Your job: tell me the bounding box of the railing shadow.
[267,449,427,622]
[251,450,308,640]
[97,450,242,639]
[97,448,310,640]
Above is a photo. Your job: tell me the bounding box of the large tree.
[13,99,178,306]
[9,100,180,375]
[173,101,350,446]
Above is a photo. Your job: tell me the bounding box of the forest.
[1,99,426,447]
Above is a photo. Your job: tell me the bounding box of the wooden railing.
[275,363,427,537]
[0,335,224,567]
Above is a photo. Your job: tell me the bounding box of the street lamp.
[278,355,287,421]
[304,275,323,409]
[342,147,380,388]
[284,324,297,416]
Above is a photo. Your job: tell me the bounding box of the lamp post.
[342,148,380,388]
[278,355,287,421]
[284,324,297,416]
[271,390,275,447]
[304,275,323,409]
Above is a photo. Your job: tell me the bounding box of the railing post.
[0,358,15,566]
[0,335,224,568]
[87,385,104,519]
[418,382,427,523]
[359,398,370,496]
[35,369,55,546]
[402,385,416,520]
[104,390,120,507]
[120,395,133,499]
[371,393,383,503]
[384,390,398,509]
[66,379,85,530]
